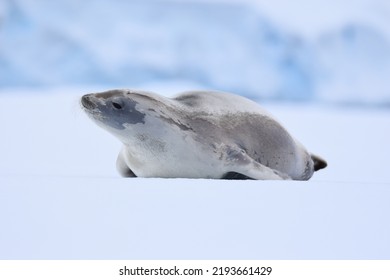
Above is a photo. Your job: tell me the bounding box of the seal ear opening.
[311,154,327,171]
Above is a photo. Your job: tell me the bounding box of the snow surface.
[0,87,389,259]
[1,0,390,105]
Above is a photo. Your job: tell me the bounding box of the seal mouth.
[81,94,97,110]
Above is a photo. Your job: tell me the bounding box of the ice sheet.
[0,89,389,259]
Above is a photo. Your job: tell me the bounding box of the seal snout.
[81,94,97,110]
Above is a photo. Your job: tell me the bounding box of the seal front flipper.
[222,146,290,180]
[116,147,137,177]
[229,160,291,180]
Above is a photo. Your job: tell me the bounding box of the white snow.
[0,87,389,259]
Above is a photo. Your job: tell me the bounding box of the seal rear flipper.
[311,154,327,171]
[116,148,137,177]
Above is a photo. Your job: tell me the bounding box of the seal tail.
[311,154,327,171]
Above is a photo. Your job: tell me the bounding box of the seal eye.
[112,102,123,110]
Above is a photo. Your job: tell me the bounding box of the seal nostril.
[112,102,123,110]
[81,95,97,110]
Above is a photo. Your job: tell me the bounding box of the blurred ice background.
[1,0,390,104]
[1,0,390,260]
